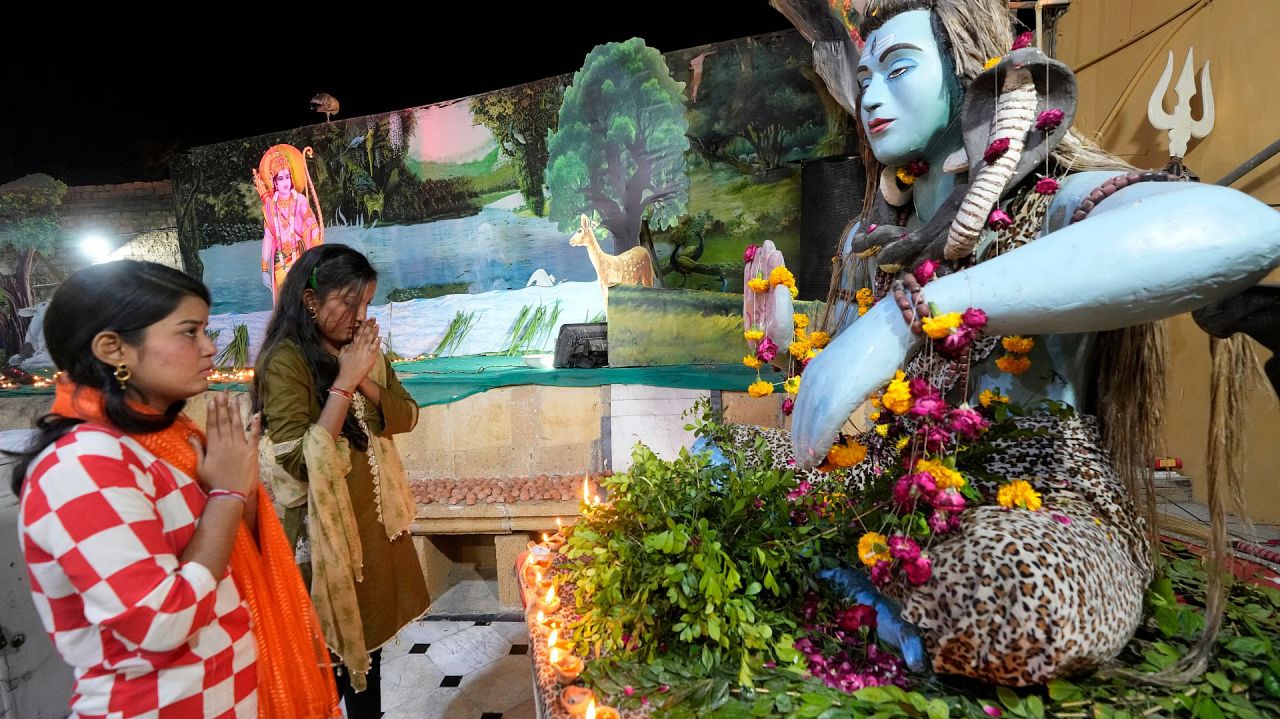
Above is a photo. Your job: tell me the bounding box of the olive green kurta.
[262,340,429,653]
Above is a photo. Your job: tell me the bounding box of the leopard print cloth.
[726,412,1152,686]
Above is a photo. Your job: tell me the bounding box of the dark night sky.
[0,4,795,186]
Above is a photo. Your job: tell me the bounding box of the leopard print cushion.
[725,413,1152,686]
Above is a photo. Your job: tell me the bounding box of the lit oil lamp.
[546,627,573,655]
[560,686,595,717]
[534,609,562,635]
[537,584,560,615]
[542,531,565,552]
[550,645,584,684]
[528,542,554,569]
[584,699,620,719]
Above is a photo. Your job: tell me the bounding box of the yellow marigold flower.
[784,375,802,394]
[869,410,881,422]
[916,457,966,490]
[858,305,870,316]
[996,354,1032,375]
[856,287,874,305]
[793,313,809,330]
[808,331,831,349]
[997,479,1042,511]
[789,340,811,360]
[769,265,796,289]
[743,355,762,370]
[978,389,1008,408]
[870,394,883,409]
[805,348,820,361]
[789,285,799,300]
[1002,336,1035,354]
[883,370,912,415]
[744,329,764,342]
[874,423,890,438]
[895,166,918,186]
[748,380,774,398]
[921,312,963,340]
[895,436,910,452]
[794,326,808,341]
[858,532,891,567]
[828,439,867,468]
[747,277,770,293]
[984,56,1002,70]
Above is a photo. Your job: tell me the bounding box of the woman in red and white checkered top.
[13,261,338,719]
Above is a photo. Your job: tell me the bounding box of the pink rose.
[908,377,933,396]
[984,706,1004,718]
[743,244,758,263]
[913,258,939,285]
[961,308,988,329]
[870,561,893,587]
[939,325,977,357]
[624,686,635,697]
[928,510,961,534]
[1035,108,1065,132]
[888,535,921,562]
[1012,32,1034,51]
[930,489,966,513]
[987,209,1013,230]
[904,556,933,585]
[947,407,990,441]
[910,393,948,421]
[787,480,813,501]
[756,335,777,363]
[918,425,953,453]
[893,472,937,511]
[983,138,1011,164]
[782,397,795,416]
[1034,177,1060,195]
[836,604,877,632]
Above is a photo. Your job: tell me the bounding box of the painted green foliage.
[546,37,691,254]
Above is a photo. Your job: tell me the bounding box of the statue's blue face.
[857,10,957,167]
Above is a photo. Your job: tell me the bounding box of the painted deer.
[569,214,655,313]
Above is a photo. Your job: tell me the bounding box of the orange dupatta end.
[52,380,340,719]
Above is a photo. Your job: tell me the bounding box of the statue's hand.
[818,566,927,672]
[791,298,920,467]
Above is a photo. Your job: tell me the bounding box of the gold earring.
[114,363,131,391]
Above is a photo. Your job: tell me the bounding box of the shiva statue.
[741,0,1280,686]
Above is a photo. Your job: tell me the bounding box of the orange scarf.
[53,380,339,719]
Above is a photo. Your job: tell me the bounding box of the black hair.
[252,245,378,452]
[9,260,211,495]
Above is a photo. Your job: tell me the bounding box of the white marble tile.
[489,621,530,646]
[396,619,472,645]
[611,415,698,471]
[503,698,538,719]
[611,385,708,401]
[459,655,535,712]
[441,693,483,719]
[380,653,444,693]
[381,685,460,718]
[610,397,706,418]
[427,626,511,675]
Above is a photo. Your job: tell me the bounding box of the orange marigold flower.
[1002,336,1035,354]
[996,354,1032,375]
[769,265,796,289]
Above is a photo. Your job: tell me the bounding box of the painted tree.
[685,37,824,171]
[546,38,690,279]
[0,174,67,353]
[472,76,567,217]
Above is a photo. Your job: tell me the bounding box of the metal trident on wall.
[1148,48,1215,162]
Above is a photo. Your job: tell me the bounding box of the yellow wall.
[1056,0,1280,520]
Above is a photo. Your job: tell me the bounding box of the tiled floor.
[379,619,535,719]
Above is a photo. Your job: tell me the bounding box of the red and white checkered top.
[18,424,257,719]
